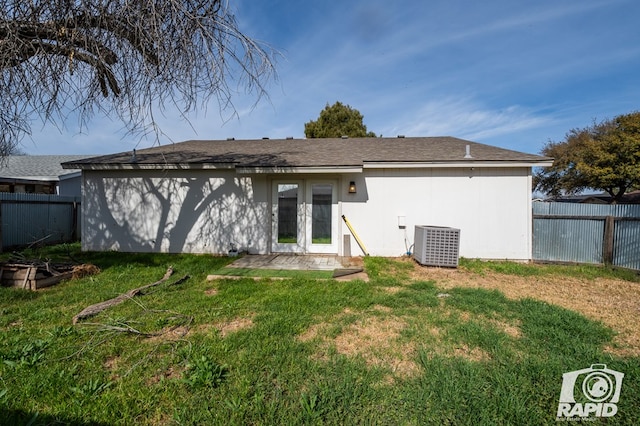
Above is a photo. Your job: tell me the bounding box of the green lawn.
[0,246,638,425]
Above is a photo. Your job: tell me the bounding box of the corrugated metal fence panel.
[533,202,613,217]
[610,204,640,270]
[533,202,607,264]
[46,202,75,241]
[533,217,604,264]
[612,220,640,270]
[533,202,640,269]
[0,193,80,249]
[534,201,640,220]
[612,204,640,217]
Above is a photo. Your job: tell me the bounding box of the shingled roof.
[1,155,93,181]
[62,137,551,170]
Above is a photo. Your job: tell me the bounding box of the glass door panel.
[306,181,337,254]
[311,184,332,244]
[272,181,304,253]
[277,184,298,243]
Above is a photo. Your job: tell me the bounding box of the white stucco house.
[62,137,552,260]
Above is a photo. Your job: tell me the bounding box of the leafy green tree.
[304,101,377,138]
[0,0,276,154]
[534,111,640,203]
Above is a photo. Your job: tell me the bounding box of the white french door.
[305,181,338,253]
[271,181,304,253]
[271,180,338,254]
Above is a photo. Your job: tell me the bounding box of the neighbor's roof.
[0,155,94,181]
[62,137,552,171]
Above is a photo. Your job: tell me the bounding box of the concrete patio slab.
[227,254,356,271]
[210,254,369,281]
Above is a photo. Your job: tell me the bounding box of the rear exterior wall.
[80,169,270,254]
[340,167,533,260]
[80,166,533,260]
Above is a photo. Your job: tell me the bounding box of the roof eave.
[63,163,237,171]
[235,166,363,174]
[63,160,554,171]
[362,160,554,168]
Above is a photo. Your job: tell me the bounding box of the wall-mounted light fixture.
[348,181,357,194]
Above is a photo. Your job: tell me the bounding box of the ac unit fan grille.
[413,226,460,267]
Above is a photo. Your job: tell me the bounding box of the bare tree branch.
[0,0,277,152]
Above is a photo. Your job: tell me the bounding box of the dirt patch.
[379,286,403,294]
[408,261,640,357]
[333,315,404,355]
[440,307,522,340]
[299,312,420,377]
[103,356,119,371]
[297,322,327,343]
[216,315,255,337]
[488,318,522,339]
[145,325,191,343]
[147,365,184,386]
[163,325,190,340]
[333,315,420,377]
[103,355,122,381]
[204,287,218,296]
[452,344,491,362]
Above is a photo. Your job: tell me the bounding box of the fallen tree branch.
[72,267,188,324]
[60,308,193,363]
[168,274,191,287]
[81,322,150,336]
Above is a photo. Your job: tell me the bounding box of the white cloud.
[384,98,552,141]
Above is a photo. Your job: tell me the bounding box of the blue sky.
[24,0,640,156]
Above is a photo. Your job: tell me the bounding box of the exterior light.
[348,181,357,194]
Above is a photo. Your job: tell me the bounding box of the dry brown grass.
[333,315,420,376]
[216,315,255,337]
[71,263,100,279]
[204,287,218,296]
[488,317,522,339]
[146,365,184,386]
[298,308,420,377]
[452,344,491,362]
[144,325,191,344]
[407,260,640,357]
[103,355,119,371]
[298,305,503,379]
[379,286,403,294]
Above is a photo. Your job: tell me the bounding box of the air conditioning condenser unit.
[413,225,460,267]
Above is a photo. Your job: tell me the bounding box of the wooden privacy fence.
[0,193,81,251]
[533,202,640,271]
